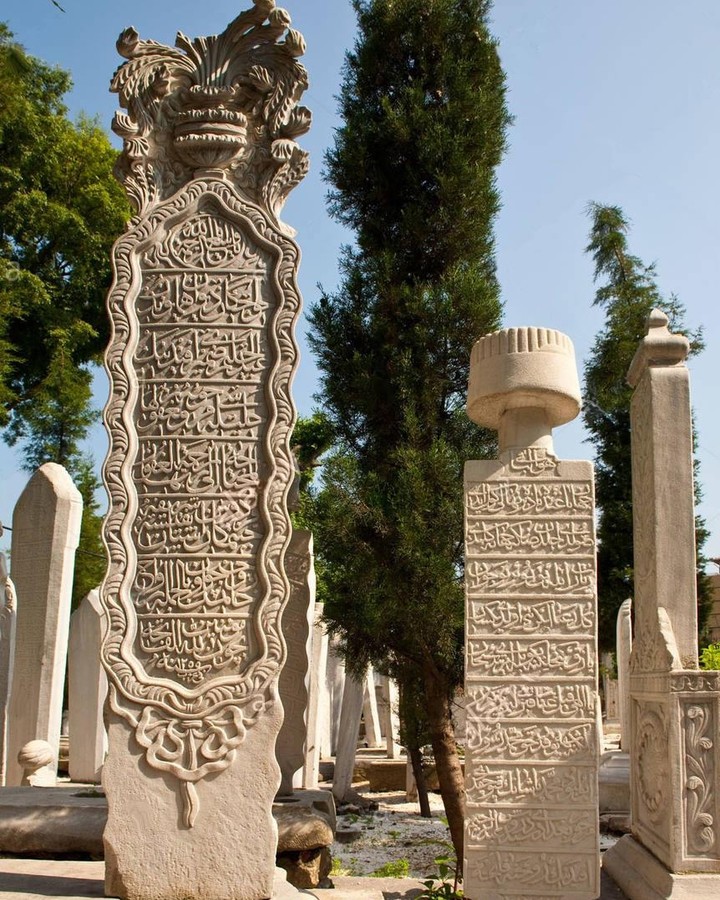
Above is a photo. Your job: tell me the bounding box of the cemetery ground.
[0,745,630,899]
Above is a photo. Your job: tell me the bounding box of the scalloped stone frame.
[100,4,309,896]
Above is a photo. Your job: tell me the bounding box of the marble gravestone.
[463,327,600,900]
[99,4,311,898]
[603,311,720,898]
[303,600,329,790]
[276,529,315,798]
[68,589,108,783]
[5,463,82,787]
[616,598,632,752]
[0,553,17,786]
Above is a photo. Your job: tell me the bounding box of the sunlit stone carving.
[463,327,599,900]
[100,4,310,897]
[603,311,720,897]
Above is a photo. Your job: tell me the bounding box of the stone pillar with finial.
[463,327,600,900]
[603,310,720,897]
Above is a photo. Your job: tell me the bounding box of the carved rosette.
[101,2,308,827]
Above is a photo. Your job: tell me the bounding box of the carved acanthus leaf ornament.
[111,0,311,223]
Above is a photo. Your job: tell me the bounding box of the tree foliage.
[308,0,509,858]
[583,203,711,650]
[0,26,129,606]
[0,24,129,471]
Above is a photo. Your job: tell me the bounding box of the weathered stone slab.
[332,675,364,803]
[68,590,107,784]
[326,637,346,756]
[99,4,311,897]
[6,463,82,787]
[362,669,382,748]
[0,552,17,786]
[617,598,632,752]
[463,327,600,900]
[277,529,315,797]
[303,601,329,789]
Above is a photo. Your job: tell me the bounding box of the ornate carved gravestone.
[463,328,600,900]
[99,4,310,897]
[603,311,720,898]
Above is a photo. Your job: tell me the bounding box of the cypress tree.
[308,0,509,860]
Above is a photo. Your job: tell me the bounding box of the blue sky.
[2,0,719,565]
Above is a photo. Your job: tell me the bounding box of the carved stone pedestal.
[604,835,720,900]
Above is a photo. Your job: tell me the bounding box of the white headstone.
[68,589,108,783]
[276,529,315,797]
[616,598,632,752]
[332,674,364,804]
[604,310,720,896]
[303,601,329,789]
[326,638,346,757]
[464,327,600,899]
[0,553,17,786]
[362,668,382,748]
[5,463,82,787]
[99,5,311,897]
[379,677,401,760]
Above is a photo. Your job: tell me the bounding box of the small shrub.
[418,856,463,899]
[330,856,357,877]
[700,643,720,670]
[370,859,410,878]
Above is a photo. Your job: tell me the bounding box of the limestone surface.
[604,310,720,894]
[99,3,311,897]
[464,326,600,900]
[5,463,82,787]
[616,598,632,752]
[276,529,315,797]
[332,675,365,803]
[303,600,329,789]
[68,590,107,783]
[0,552,16,786]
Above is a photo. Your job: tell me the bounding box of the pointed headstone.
[5,464,82,787]
[68,589,108,783]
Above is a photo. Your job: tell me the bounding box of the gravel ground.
[331,791,455,880]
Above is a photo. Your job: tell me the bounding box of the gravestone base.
[603,835,720,900]
[104,709,282,900]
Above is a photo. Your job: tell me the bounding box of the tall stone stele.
[99,4,310,898]
[603,311,720,899]
[463,328,600,900]
[5,463,82,787]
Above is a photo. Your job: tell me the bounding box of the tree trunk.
[409,745,432,818]
[422,659,465,868]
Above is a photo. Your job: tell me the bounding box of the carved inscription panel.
[464,450,599,899]
[102,181,300,795]
[131,209,271,686]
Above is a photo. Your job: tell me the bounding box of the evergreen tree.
[308,0,509,859]
[0,26,129,604]
[583,203,711,651]
[0,25,129,461]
